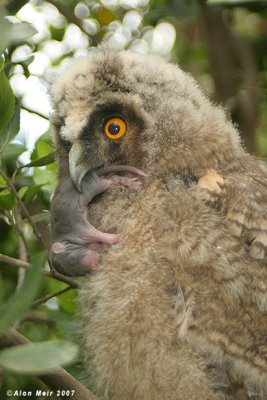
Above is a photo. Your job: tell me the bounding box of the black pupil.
[108,122,120,135]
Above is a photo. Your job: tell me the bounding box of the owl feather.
[51,46,267,400]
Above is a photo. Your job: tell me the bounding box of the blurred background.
[3,0,267,157]
[0,0,267,398]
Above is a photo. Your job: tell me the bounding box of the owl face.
[68,95,148,189]
[51,46,244,189]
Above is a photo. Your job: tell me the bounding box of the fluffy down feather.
[51,46,267,400]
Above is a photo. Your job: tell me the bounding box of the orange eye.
[104,117,127,140]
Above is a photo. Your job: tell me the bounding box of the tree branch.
[0,253,80,289]
[0,329,99,400]
[33,286,72,307]
[14,206,28,288]
[199,2,259,153]
[0,168,49,253]
[21,105,49,120]
[23,311,55,326]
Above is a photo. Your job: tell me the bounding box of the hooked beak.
[69,141,91,192]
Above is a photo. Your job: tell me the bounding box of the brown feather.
[51,46,267,400]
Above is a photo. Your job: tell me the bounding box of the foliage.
[0,0,266,397]
[0,340,78,374]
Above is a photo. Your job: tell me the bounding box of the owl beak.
[69,141,90,192]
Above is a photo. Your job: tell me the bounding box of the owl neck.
[145,146,251,180]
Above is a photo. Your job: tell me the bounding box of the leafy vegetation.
[0,0,266,398]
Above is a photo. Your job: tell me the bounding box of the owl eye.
[104,117,127,140]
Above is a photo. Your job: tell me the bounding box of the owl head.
[51,45,245,189]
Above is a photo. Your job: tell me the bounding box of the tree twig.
[0,253,29,269]
[21,105,49,120]
[199,2,259,153]
[23,310,55,326]
[0,329,99,400]
[0,168,49,253]
[33,286,72,307]
[14,206,28,288]
[0,253,80,289]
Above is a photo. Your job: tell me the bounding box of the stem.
[0,253,80,289]
[33,286,72,307]
[21,105,49,120]
[0,329,99,400]
[14,206,28,288]
[0,168,49,253]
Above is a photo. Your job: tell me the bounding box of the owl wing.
[196,169,267,261]
[177,175,267,397]
[225,172,267,261]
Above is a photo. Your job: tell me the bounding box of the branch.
[0,253,80,289]
[21,105,49,120]
[50,271,81,289]
[199,2,259,153]
[0,169,49,253]
[23,311,55,326]
[199,3,237,102]
[14,206,28,288]
[33,286,72,307]
[0,329,99,400]
[0,253,29,269]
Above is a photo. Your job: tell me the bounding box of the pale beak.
[69,141,91,192]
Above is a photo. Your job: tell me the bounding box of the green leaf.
[0,175,5,186]
[0,275,5,306]
[36,141,53,157]
[58,288,77,315]
[24,152,55,168]
[0,68,15,131]
[0,253,44,335]
[31,211,51,223]
[47,309,77,340]
[2,142,26,162]
[0,19,37,53]
[50,25,65,42]
[0,100,20,155]
[0,189,16,210]
[18,186,28,199]
[6,0,29,15]
[0,54,4,71]
[33,165,57,193]
[31,131,53,161]
[0,340,78,374]
[22,184,43,204]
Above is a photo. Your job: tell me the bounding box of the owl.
[50,46,267,400]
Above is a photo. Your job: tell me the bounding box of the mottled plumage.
[50,46,267,400]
